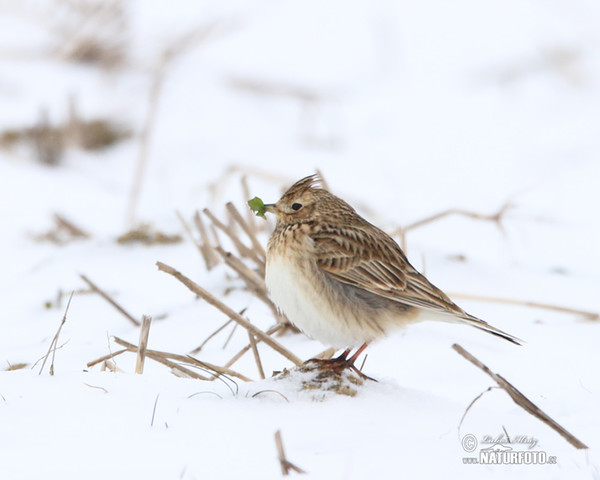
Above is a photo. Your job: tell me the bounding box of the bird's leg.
[346,342,369,365]
[310,342,375,381]
[334,348,351,361]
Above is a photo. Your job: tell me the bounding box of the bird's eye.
[291,203,302,211]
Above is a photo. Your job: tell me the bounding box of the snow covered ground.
[1,1,599,478]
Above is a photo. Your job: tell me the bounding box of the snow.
[1,0,599,478]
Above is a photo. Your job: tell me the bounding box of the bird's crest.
[282,174,322,199]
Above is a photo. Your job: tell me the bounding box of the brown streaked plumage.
[263,174,521,370]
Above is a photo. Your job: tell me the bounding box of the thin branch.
[53,213,90,238]
[156,261,302,366]
[176,209,203,251]
[452,343,588,450]
[80,274,140,326]
[83,383,109,394]
[222,322,239,349]
[248,332,265,380]
[214,246,285,323]
[403,202,513,234]
[87,348,128,368]
[390,202,513,251]
[112,337,210,380]
[448,293,599,321]
[223,324,283,368]
[458,386,498,431]
[112,336,252,382]
[275,430,306,475]
[203,208,264,267]
[190,318,233,354]
[39,291,73,375]
[225,201,266,260]
[135,315,152,374]
[192,210,220,270]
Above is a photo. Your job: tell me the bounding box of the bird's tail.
[454,313,523,345]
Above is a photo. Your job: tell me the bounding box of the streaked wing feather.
[312,224,466,317]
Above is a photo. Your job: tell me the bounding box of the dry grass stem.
[458,386,498,431]
[214,246,285,323]
[222,322,239,350]
[112,336,251,381]
[112,337,210,380]
[274,430,306,475]
[38,291,73,375]
[203,208,263,266]
[223,324,283,368]
[176,210,199,247]
[53,213,90,238]
[87,348,128,368]
[84,383,109,394]
[156,261,302,366]
[452,344,588,450]
[185,210,220,270]
[80,274,140,326]
[225,201,266,260]
[391,202,513,251]
[190,318,234,354]
[193,210,221,266]
[448,293,599,321]
[248,332,265,380]
[135,315,152,374]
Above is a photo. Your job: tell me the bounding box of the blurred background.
[1,0,599,315]
[1,4,599,477]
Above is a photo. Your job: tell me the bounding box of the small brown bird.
[264,175,520,374]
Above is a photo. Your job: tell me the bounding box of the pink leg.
[347,342,369,365]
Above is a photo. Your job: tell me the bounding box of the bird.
[263,174,521,377]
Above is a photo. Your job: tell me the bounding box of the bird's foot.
[305,345,376,382]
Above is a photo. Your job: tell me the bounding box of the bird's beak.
[263,203,277,214]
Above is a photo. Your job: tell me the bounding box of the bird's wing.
[311,222,522,345]
[311,223,466,316]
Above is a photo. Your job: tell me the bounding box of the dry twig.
[53,213,90,238]
[214,246,285,323]
[112,336,251,382]
[203,208,263,267]
[225,201,266,260]
[224,324,283,368]
[248,332,265,380]
[156,261,302,366]
[190,318,234,354]
[274,430,306,475]
[87,348,128,368]
[112,337,210,380]
[38,291,73,375]
[80,274,140,326]
[452,344,588,450]
[192,210,221,270]
[391,202,513,251]
[135,315,152,374]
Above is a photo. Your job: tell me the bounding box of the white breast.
[265,254,367,348]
